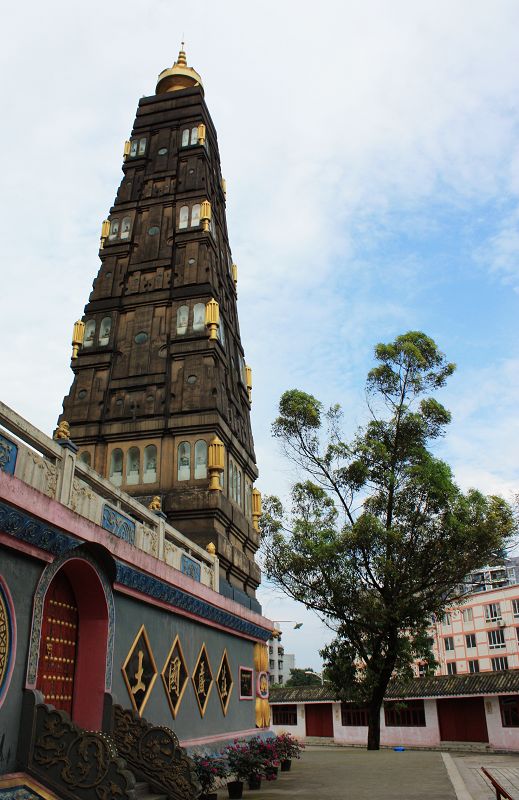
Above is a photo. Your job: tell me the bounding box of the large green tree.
[262,332,516,749]
[285,668,322,687]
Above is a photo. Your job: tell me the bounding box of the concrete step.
[304,736,336,746]
[439,741,493,753]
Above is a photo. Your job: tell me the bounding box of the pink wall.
[485,697,519,751]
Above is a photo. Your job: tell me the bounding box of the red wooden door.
[437,698,489,742]
[305,703,334,737]
[36,572,78,717]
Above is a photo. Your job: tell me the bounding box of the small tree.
[262,332,516,749]
[285,668,322,687]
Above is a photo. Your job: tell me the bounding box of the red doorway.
[437,697,489,742]
[305,703,334,737]
[35,558,109,731]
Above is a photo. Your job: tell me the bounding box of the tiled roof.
[270,671,519,704]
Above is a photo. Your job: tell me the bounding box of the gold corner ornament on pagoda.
[208,435,225,492]
[200,199,211,232]
[205,298,220,341]
[99,219,110,250]
[71,320,85,360]
[252,488,262,532]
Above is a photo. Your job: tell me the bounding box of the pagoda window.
[109,448,123,487]
[179,205,189,229]
[176,305,189,335]
[120,216,131,239]
[218,320,225,346]
[194,440,208,479]
[84,319,96,347]
[193,303,205,331]
[138,137,147,156]
[177,442,190,481]
[191,203,200,227]
[143,444,157,484]
[130,140,138,157]
[109,219,119,239]
[98,317,111,346]
[79,451,91,467]
[181,129,190,147]
[237,469,242,507]
[126,447,140,485]
[245,478,253,518]
[190,126,198,145]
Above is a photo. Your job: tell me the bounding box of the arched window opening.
[194,440,208,479]
[191,203,200,227]
[79,451,91,467]
[193,303,205,332]
[130,140,138,157]
[138,137,147,155]
[98,316,111,346]
[121,216,131,239]
[190,126,198,145]
[109,219,119,240]
[109,449,123,487]
[84,319,96,348]
[218,321,225,346]
[181,129,190,147]
[179,205,189,229]
[177,305,189,335]
[143,445,157,484]
[126,447,140,485]
[237,469,242,507]
[177,442,190,481]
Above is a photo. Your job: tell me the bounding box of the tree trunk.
[367,695,383,750]
[366,634,399,750]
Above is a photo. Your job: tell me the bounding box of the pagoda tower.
[60,48,262,605]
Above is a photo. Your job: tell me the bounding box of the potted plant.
[224,739,266,798]
[191,754,229,800]
[273,732,304,772]
[248,736,279,781]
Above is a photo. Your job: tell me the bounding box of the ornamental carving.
[121,626,157,716]
[111,704,199,800]
[102,505,136,544]
[161,635,188,719]
[0,583,12,700]
[0,434,17,475]
[192,644,213,717]
[216,649,233,715]
[26,700,135,800]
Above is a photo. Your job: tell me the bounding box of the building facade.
[268,635,296,685]
[423,584,519,677]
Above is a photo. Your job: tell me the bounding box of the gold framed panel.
[161,634,189,719]
[216,648,233,715]
[191,642,213,718]
[121,624,157,716]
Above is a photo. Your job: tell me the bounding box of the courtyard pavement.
[214,747,519,800]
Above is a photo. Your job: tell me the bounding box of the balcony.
[0,401,218,590]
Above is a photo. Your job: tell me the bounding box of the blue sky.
[1,0,518,669]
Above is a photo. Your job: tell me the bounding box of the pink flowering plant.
[224,738,268,781]
[192,754,229,793]
[246,736,280,780]
[273,732,304,761]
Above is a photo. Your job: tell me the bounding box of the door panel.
[305,703,334,737]
[437,697,488,742]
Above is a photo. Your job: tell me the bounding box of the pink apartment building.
[424,583,519,676]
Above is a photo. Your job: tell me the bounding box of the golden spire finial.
[177,40,187,67]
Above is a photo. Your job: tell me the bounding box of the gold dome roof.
[156,45,203,94]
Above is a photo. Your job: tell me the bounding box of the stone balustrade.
[0,400,218,591]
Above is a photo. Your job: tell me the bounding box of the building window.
[130,139,138,157]
[109,219,119,240]
[444,637,454,652]
[190,126,198,145]
[191,203,200,227]
[179,205,189,229]
[138,137,147,156]
[272,705,297,726]
[468,660,480,673]
[513,599,519,618]
[384,700,426,727]
[143,445,157,484]
[121,216,131,239]
[245,478,253,519]
[218,320,226,346]
[488,629,506,649]
[442,613,451,626]
[465,634,477,649]
[126,447,140,485]
[177,305,189,335]
[341,703,370,727]
[485,603,502,621]
[492,656,509,672]
[98,316,111,346]
[462,607,473,623]
[181,129,190,147]
[109,448,123,487]
[194,440,208,479]
[177,442,190,481]
[193,303,205,332]
[84,319,96,347]
[500,696,519,727]
[446,662,457,675]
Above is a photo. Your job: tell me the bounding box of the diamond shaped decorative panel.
[216,649,233,715]
[192,643,213,717]
[121,625,157,716]
[161,635,189,719]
